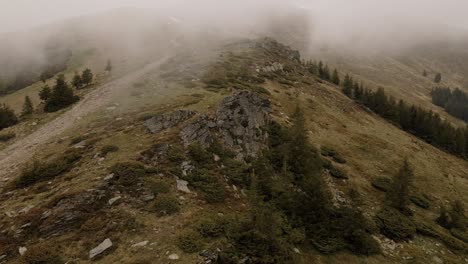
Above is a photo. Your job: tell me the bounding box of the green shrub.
[147,179,172,196]
[329,166,348,179]
[70,135,87,145]
[375,207,416,241]
[250,86,271,95]
[451,228,468,243]
[222,158,250,186]
[176,230,204,253]
[332,154,347,164]
[188,143,213,165]
[167,145,186,163]
[320,146,337,157]
[202,181,226,204]
[410,195,430,209]
[196,216,226,238]
[0,104,18,130]
[101,145,119,156]
[110,161,146,186]
[21,242,64,264]
[16,150,82,188]
[347,230,381,255]
[153,194,180,216]
[0,132,15,142]
[371,177,392,192]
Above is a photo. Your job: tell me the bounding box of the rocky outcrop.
[144,110,196,134]
[261,62,284,73]
[180,91,271,157]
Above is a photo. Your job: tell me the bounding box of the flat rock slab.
[89,238,113,259]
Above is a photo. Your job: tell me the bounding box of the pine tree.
[72,72,83,89]
[44,75,79,112]
[322,64,331,80]
[21,96,34,116]
[39,85,51,101]
[343,74,354,97]
[422,70,427,77]
[331,69,340,85]
[0,104,18,130]
[387,159,414,214]
[105,59,112,72]
[434,73,442,83]
[318,61,324,79]
[81,68,93,86]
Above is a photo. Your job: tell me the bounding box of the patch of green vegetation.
[250,86,271,95]
[320,145,346,164]
[110,161,146,186]
[101,145,119,156]
[371,176,392,192]
[167,145,186,163]
[21,242,64,264]
[153,194,180,216]
[375,207,416,242]
[328,165,348,179]
[196,216,227,238]
[0,132,15,142]
[147,178,172,196]
[16,149,82,188]
[410,195,430,209]
[177,230,204,253]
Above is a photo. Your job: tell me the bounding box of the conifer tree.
[387,159,414,214]
[331,69,340,85]
[39,85,51,101]
[81,68,93,86]
[21,96,34,116]
[72,72,83,89]
[434,73,442,83]
[44,74,79,112]
[105,59,112,72]
[422,70,427,77]
[0,104,18,130]
[322,64,331,80]
[343,74,354,97]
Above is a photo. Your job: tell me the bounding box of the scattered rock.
[180,91,271,157]
[0,255,6,260]
[108,196,122,206]
[89,238,113,259]
[19,247,27,256]
[145,110,196,134]
[104,174,114,181]
[168,253,179,260]
[432,256,444,264]
[141,193,155,202]
[176,179,191,193]
[131,241,149,247]
[293,248,300,254]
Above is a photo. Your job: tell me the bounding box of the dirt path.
[0,57,170,181]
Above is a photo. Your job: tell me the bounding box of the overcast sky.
[1,0,468,35]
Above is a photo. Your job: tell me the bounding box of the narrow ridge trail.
[0,57,170,182]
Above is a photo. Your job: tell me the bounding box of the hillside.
[0,36,466,264]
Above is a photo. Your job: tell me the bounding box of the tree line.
[305,61,468,159]
[0,68,95,131]
[431,87,468,122]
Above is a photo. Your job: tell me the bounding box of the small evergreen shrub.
[450,228,468,243]
[371,177,392,192]
[153,194,180,216]
[147,179,172,196]
[110,161,146,186]
[0,132,15,142]
[375,207,416,241]
[410,195,430,209]
[21,242,64,264]
[196,216,226,238]
[167,145,186,163]
[16,150,82,188]
[329,166,348,179]
[201,181,226,204]
[101,145,119,156]
[176,230,204,253]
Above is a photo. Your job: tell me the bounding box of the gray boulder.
[144,110,196,134]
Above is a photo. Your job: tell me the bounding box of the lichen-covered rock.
[144,110,196,134]
[180,91,271,157]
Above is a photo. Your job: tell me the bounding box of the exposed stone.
[432,256,444,264]
[144,110,196,134]
[180,91,271,157]
[108,196,122,206]
[168,253,179,260]
[262,62,284,73]
[104,174,114,181]
[141,193,155,202]
[176,179,191,193]
[89,238,113,259]
[131,241,149,247]
[19,247,27,256]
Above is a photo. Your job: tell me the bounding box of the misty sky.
[1,0,468,34]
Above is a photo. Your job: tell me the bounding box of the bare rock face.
[144,110,196,134]
[180,91,271,157]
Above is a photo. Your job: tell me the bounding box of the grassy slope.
[0,39,467,263]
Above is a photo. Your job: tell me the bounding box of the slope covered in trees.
[431,87,468,123]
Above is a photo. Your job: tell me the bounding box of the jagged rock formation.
[144,110,196,134]
[180,91,271,157]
